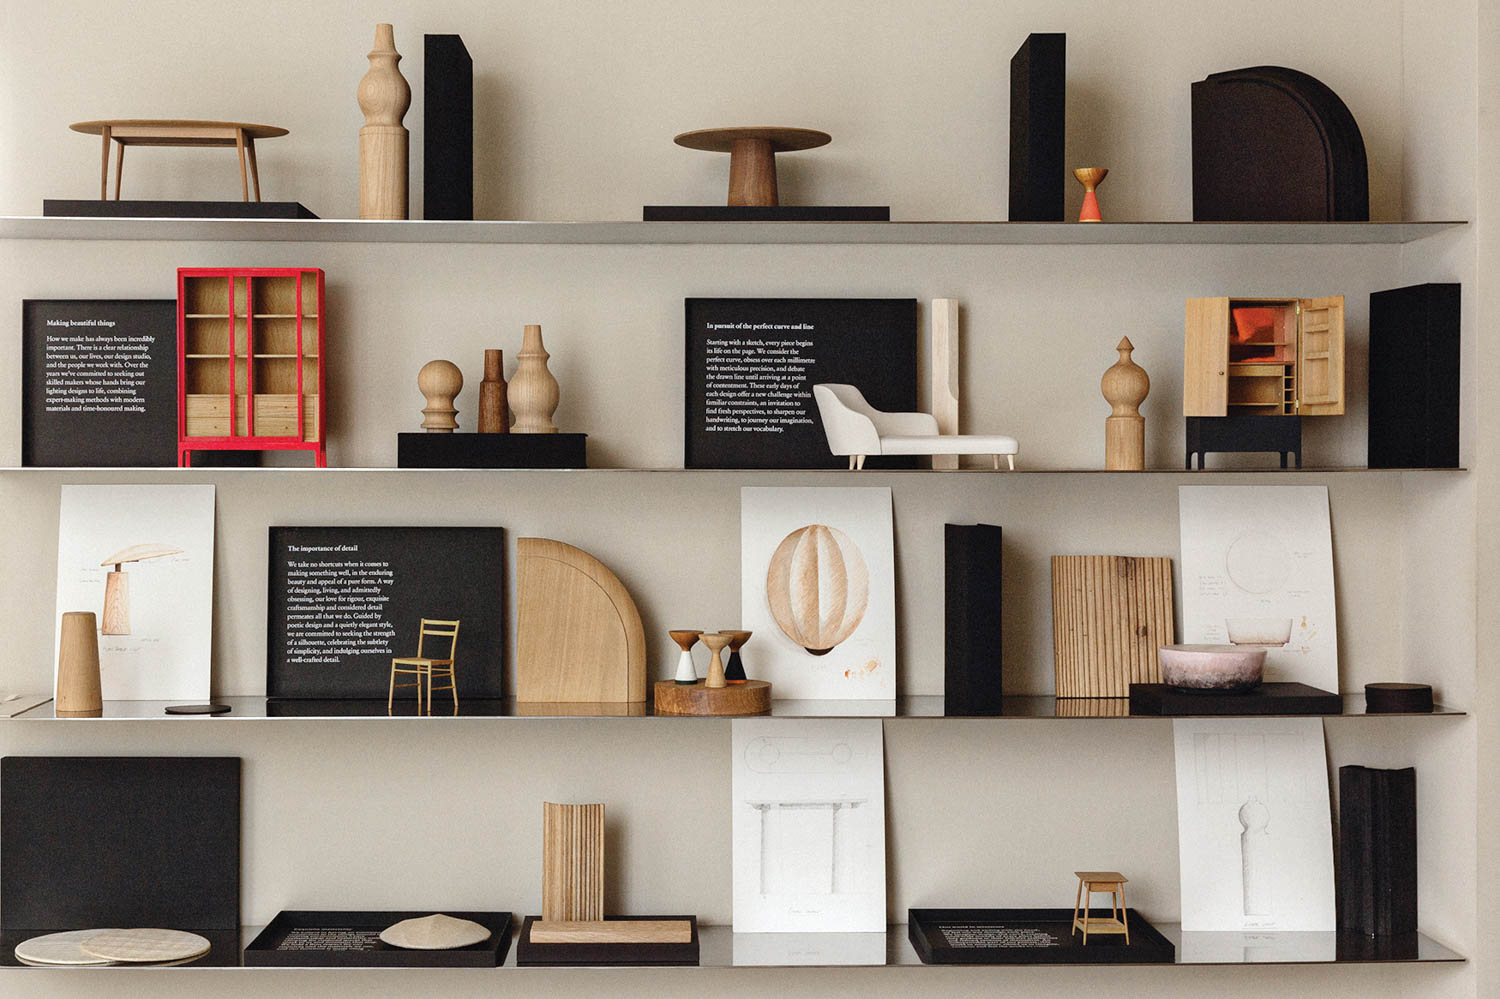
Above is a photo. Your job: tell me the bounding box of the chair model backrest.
[812,383,883,456]
[416,618,460,661]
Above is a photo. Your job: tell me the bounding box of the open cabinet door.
[1297,296,1345,415]
[1184,297,1230,416]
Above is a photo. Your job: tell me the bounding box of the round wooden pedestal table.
[653,679,772,716]
[673,127,832,206]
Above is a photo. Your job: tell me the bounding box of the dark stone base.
[396,432,587,469]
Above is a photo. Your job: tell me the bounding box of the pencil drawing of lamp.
[766,524,869,655]
[98,543,183,635]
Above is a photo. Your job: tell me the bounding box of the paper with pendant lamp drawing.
[741,487,895,701]
[54,484,215,701]
[732,717,886,934]
[1178,485,1338,691]
[1172,717,1335,931]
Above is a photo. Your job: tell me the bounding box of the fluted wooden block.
[543,802,605,922]
[1051,555,1174,697]
[357,23,411,220]
[56,611,102,717]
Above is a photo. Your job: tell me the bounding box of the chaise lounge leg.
[856,455,866,470]
[1007,454,1015,470]
[849,455,856,470]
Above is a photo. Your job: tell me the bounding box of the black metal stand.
[1186,415,1301,468]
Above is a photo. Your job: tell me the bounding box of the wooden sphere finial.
[418,359,463,432]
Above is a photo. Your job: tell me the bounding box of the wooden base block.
[528,920,692,945]
[653,679,771,716]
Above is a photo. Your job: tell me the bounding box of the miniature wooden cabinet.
[1183,296,1345,418]
[177,267,326,466]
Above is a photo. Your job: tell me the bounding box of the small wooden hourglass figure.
[669,630,702,685]
[700,633,731,689]
[719,630,752,685]
[1073,167,1109,222]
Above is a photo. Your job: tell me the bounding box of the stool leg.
[388,663,397,714]
[235,128,249,202]
[1072,879,1084,936]
[1119,884,1130,943]
[113,142,124,200]
[99,127,111,200]
[1082,886,1090,943]
[246,136,262,202]
[451,664,458,713]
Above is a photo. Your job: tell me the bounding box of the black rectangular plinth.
[644,206,890,221]
[1008,33,1066,222]
[424,35,474,221]
[1129,682,1342,715]
[397,432,587,468]
[44,199,318,219]
[1338,766,1417,937]
[516,915,699,966]
[244,910,513,967]
[908,908,1173,964]
[1186,414,1302,468]
[945,523,1004,715]
[1368,283,1460,469]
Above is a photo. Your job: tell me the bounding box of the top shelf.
[0,217,1469,246]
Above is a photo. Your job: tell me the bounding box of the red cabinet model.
[177,267,326,466]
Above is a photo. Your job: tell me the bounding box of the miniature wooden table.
[70,119,290,202]
[673,126,831,207]
[1072,871,1130,944]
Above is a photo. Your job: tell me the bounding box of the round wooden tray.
[654,679,772,716]
[672,127,830,153]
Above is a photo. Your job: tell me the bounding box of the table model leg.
[246,136,262,202]
[99,126,111,200]
[1072,878,1084,936]
[727,137,778,206]
[113,142,124,200]
[1118,883,1130,943]
[235,128,249,202]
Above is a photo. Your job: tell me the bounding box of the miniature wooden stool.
[1072,871,1130,944]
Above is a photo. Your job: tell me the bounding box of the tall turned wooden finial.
[418,359,463,432]
[510,325,560,433]
[1074,167,1109,222]
[701,632,731,689]
[1101,336,1149,470]
[358,23,411,219]
[478,349,508,434]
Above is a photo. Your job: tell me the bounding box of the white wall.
[0,2,1486,997]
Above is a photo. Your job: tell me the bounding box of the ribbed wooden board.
[1050,555,1174,698]
[542,802,605,922]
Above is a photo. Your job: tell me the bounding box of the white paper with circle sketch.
[54,484,215,700]
[732,718,886,933]
[1173,717,1335,931]
[1178,485,1338,691]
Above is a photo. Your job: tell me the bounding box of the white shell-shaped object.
[14,929,120,966]
[379,913,491,950]
[79,928,211,963]
[766,524,869,655]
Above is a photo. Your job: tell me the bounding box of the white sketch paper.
[741,487,895,701]
[1173,718,1335,931]
[55,484,215,700]
[733,718,886,932]
[1179,486,1338,690]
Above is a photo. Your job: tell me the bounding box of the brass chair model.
[388,618,460,716]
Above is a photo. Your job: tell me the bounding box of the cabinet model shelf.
[178,267,326,467]
[0,216,1469,246]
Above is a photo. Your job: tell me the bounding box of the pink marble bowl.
[1158,644,1267,693]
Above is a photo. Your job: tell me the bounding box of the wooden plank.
[929,298,960,469]
[1297,295,1346,415]
[528,920,692,945]
[1184,297,1230,416]
[1051,555,1174,697]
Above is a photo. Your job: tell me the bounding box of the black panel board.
[1338,766,1417,937]
[21,299,177,466]
[1,756,240,932]
[944,523,1004,715]
[684,297,918,468]
[1008,33,1066,222]
[267,526,505,699]
[424,34,474,221]
[1368,283,1460,469]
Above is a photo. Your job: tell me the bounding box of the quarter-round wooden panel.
[673,127,831,152]
[653,679,772,716]
[70,120,290,138]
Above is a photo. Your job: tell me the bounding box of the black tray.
[243,910,512,967]
[908,908,1174,965]
[516,915,698,966]
[1129,682,1342,715]
[396,432,587,469]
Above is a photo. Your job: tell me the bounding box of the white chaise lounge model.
[811,383,1019,470]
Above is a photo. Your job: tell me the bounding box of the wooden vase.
[418,359,463,432]
[510,324,560,433]
[1074,167,1108,223]
[478,349,508,434]
[358,23,410,220]
[56,611,102,717]
[669,629,702,684]
[701,633,731,689]
[1101,336,1149,469]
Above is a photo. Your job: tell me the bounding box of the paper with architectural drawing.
[1179,485,1338,690]
[732,718,886,933]
[1173,717,1335,931]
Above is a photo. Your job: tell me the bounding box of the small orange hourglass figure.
[1074,167,1109,222]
